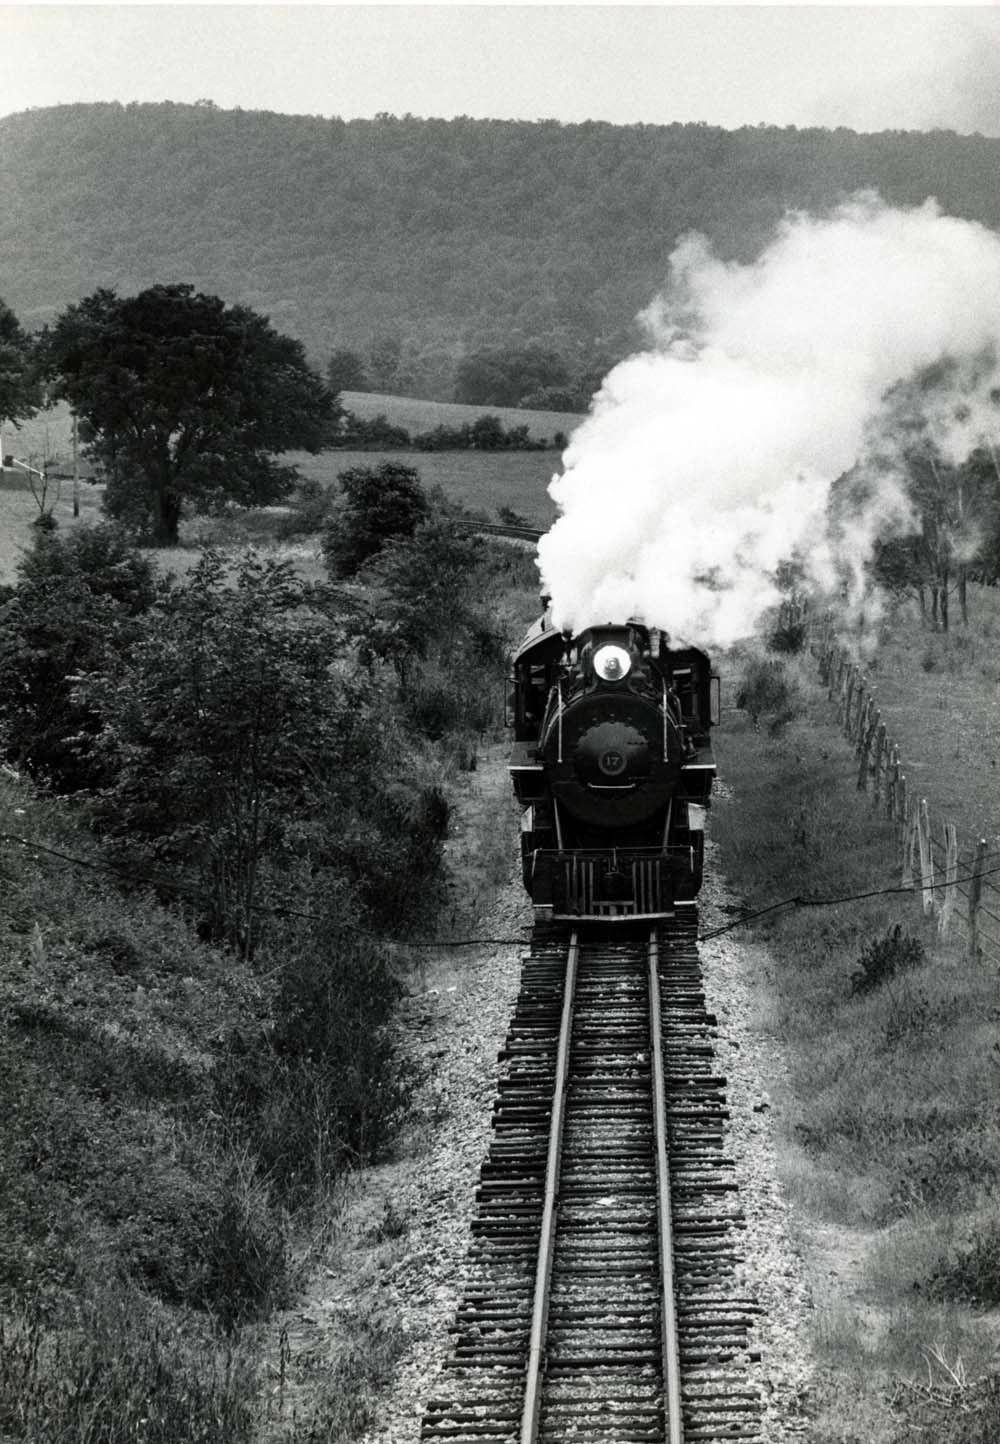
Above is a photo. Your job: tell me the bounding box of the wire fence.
[813,622,1000,967]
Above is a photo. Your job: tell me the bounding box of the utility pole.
[72,411,79,517]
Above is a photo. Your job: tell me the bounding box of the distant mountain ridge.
[3,102,1000,388]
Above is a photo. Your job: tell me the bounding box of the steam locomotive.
[509,611,718,920]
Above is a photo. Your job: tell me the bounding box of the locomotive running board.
[537,907,680,922]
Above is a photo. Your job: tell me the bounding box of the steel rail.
[648,929,685,1444]
[519,929,578,1444]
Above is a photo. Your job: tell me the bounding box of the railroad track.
[454,521,545,543]
[421,918,762,1444]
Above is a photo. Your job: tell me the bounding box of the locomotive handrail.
[557,679,564,763]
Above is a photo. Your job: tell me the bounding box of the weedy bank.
[0,473,539,1441]
[712,638,1000,1444]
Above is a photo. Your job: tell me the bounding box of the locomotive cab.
[509,613,718,920]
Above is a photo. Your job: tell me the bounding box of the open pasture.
[289,447,562,529]
[340,390,583,444]
[0,474,104,584]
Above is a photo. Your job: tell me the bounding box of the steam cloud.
[538,193,1000,646]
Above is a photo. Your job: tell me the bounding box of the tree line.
[829,361,1000,628]
[328,337,601,412]
[5,276,1000,623]
[7,103,1000,395]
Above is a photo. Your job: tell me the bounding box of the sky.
[1,3,1000,136]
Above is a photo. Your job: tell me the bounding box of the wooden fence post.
[843,669,856,733]
[902,798,917,888]
[896,772,908,840]
[969,838,988,962]
[887,745,900,821]
[857,688,873,753]
[857,707,879,790]
[938,822,958,939]
[870,722,887,809]
[918,798,935,916]
[852,688,864,750]
[830,651,844,703]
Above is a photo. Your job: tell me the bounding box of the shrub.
[412,421,472,450]
[929,1221,1000,1307]
[497,504,529,528]
[213,917,415,1203]
[275,477,336,538]
[470,414,506,450]
[332,410,411,449]
[0,523,160,790]
[404,660,497,739]
[849,923,925,995]
[734,656,802,735]
[767,617,807,654]
[76,549,365,953]
[194,1151,292,1332]
[322,462,428,578]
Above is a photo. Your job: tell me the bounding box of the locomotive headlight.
[593,644,632,682]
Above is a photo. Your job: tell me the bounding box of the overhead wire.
[4,828,1000,951]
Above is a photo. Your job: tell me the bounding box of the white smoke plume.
[538,193,1000,647]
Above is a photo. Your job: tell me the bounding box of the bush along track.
[710,647,1000,1444]
[0,498,540,1441]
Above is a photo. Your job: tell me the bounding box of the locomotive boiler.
[509,613,718,920]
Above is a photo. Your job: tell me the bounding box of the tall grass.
[0,1288,257,1444]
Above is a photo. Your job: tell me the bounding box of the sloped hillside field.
[5,101,1000,364]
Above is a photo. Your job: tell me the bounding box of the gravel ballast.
[325,755,817,1444]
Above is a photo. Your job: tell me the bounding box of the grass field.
[713,609,1000,1443]
[289,447,561,529]
[0,473,104,583]
[340,389,583,443]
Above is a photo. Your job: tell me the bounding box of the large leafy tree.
[322,461,429,578]
[41,284,336,544]
[0,297,41,432]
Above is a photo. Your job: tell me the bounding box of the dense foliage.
[40,283,335,544]
[0,296,40,429]
[8,104,1000,395]
[0,524,161,790]
[334,406,556,451]
[323,461,430,577]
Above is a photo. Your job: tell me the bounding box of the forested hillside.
[4,102,1000,396]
